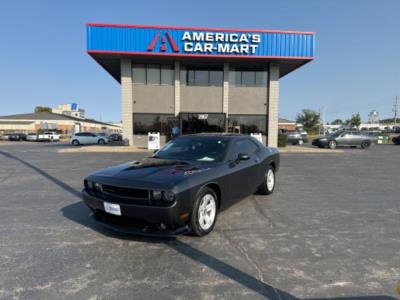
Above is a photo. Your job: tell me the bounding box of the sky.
[0,0,399,123]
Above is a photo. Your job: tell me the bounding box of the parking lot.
[0,142,399,300]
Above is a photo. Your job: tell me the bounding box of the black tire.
[189,187,218,237]
[257,165,276,195]
[328,140,337,149]
[98,139,105,145]
[72,139,80,146]
[361,141,370,149]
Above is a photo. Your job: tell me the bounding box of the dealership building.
[87,23,314,147]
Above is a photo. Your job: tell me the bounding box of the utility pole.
[318,108,321,135]
[393,96,398,126]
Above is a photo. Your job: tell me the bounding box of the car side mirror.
[238,153,250,161]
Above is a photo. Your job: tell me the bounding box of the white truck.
[37,132,61,142]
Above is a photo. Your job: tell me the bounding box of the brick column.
[223,62,229,131]
[174,60,180,117]
[267,64,280,147]
[120,59,133,145]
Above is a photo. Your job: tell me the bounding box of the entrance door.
[180,113,226,134]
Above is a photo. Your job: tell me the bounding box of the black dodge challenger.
[82,134,279,236]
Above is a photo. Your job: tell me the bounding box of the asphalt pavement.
[0,142,399,300]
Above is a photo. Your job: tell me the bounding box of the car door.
[336,132,351,146]
[350,131,363,146]
[79,132,90,144]
[88,133,98,144]
[223,138,260,203]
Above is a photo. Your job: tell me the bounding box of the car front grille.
[87,183,151,205]
[102,184,149,199]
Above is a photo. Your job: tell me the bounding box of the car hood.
[86,157,214,189]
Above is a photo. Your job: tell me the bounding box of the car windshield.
[153,136,229,162]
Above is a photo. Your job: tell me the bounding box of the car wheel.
[189,187,218,237]
[328,140,337,149]
[98,139,105,145]
[257,165,275,195]
[72,139,80,146]
[361,141,370,149]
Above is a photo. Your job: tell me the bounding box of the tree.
[296,109,320,133]
[331,119,343,125]
[350,113,361,128]
[34,106,52,113]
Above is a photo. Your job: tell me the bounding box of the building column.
[223,62,229,131]
[267,64,280,147]
[174,60,181,117]
[120,59,133,145]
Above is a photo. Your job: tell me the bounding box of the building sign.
[198,114,208,120]
[181,32,260,54]
[87,24,315,58]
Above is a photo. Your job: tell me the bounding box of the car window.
[154,136,228,162]
[229,139,259,160]
[75,133,84,136]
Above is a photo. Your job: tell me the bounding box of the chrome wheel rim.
[198,193,216,231]
[330,141,336,149]
[267,169,275,191]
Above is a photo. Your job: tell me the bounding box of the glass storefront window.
[147,64,160,85]
[132,64,146,84]
[181,67,223,86]
[209,71,223,86]
[195,70,209,86]
[230,68,268,87]
[180,113,225,134]
[228,115,267,135]
[132,64,174,85]
[133,114,174,135]
[161,65,174,85]
[241,71,256,87]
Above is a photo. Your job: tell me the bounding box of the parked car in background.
[286,131,305,145]
[97,132,109,138]
[38,132,61,142]
[392,135,400,145]
[82,134,280,236]
[108,133,123,142]
[70,132,109,146]
[26,133,38,141]
[300,131,309,143]
[312,130,376,149]
[8,133,27,141]
[0,134,10,141]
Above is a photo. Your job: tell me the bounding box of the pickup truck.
[38,132,61,142]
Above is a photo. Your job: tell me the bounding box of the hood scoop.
[126,158,187,170]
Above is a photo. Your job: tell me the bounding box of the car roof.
[182,133,248,138]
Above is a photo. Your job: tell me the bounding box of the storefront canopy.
[87,23,315,81]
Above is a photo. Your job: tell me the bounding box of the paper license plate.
[104,202,121,216]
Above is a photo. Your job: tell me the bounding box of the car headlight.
[86,180,94,189]
[152,190,162,200]
[320,138,327,141]
[162,191,175,202]
[93,182,103,191]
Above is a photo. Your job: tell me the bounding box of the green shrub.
[278,134,288,147]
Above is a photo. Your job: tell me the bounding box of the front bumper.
[82,189,189,236]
